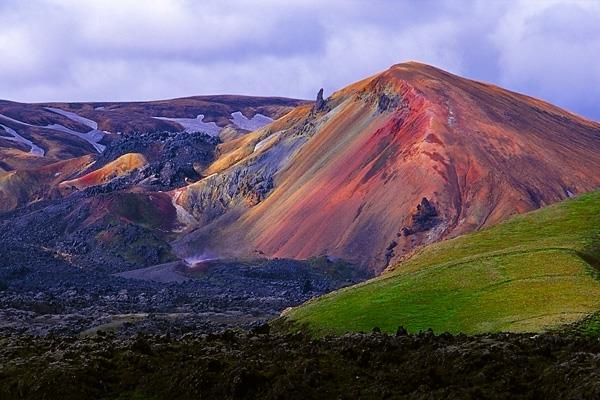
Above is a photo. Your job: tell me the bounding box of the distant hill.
[283,191,600,335]
[0,95,307,171]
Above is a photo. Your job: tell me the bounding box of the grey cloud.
[492,0,600,119]
[528,3,600,41]
[0,0,598,121]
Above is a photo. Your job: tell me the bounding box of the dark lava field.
[2,329,600,399]
[0,248,367,336]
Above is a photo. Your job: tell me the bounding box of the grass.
[565,312,600,336]
[285,190,600,335]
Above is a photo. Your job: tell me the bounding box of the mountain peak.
[175,63,600,271]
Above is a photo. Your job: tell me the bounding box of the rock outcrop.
[401,198,440,237]
[314,88,326,112]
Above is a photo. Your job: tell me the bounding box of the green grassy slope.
[285,191,600,335]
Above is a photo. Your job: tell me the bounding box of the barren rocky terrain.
[0,243,367,336]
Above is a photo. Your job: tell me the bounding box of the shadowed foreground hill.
[284,191,600,335]
[2,331,600,399]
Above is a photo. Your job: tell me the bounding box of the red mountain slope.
[175,62,600,271]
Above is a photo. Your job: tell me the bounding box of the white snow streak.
[0,123,45,156]
[45,107,99,129]
[0,111,106,154]
[153,114,221,136]
[44,123,106,153]
[44,108,106,153]
[230,111,273,131]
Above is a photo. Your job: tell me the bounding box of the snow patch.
[154,114,221,136]
[0,113,33,126]
[230,111,273,131]
[254,130,283,152]
[0,112,105,154]
[44,107,106,153]
[0,123,45,156]
[45,107,99,130]
[445,100,456,127]
[44,123,106,153]
[183,253,218,266]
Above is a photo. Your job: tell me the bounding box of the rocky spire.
[314,88,325,111]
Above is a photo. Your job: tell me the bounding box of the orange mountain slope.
[0,155,94,213]
[58,153,148,191]
[174,62,600,271]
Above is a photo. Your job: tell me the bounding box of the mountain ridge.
[1,61,599,273]
[0,94,307,171]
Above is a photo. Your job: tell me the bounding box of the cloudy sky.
[1,0,599,120]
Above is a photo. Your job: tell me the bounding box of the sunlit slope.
[176,62,600,271]
[58,152,147,191]
[285,191,600,335]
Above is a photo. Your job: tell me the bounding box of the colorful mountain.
[174,62,600,271]
[1,62,599,274]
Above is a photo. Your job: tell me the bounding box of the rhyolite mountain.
[174,62,600,271]
[1,62,600,273]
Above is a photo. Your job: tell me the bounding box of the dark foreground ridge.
[2,330,600,399]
